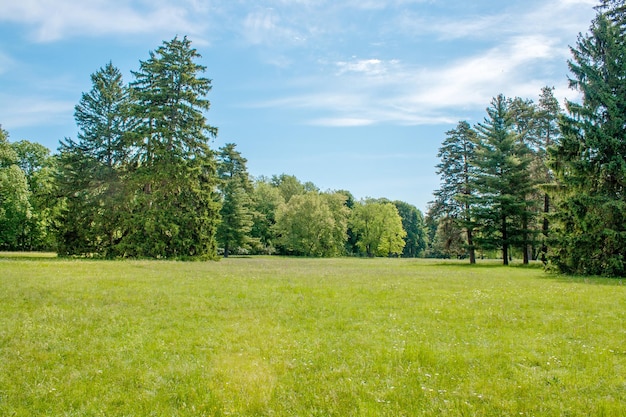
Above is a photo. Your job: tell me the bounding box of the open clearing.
[1,255,625,416]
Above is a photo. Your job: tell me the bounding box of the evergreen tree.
[550,9,626,276]
[57,62,130,257]
[536,86,562,262]
[507,96,543,264]
[216,143,254,257]
[432,121,478,263]
[125,36,220,259]
[473,95,535,265]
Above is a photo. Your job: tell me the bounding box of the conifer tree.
[473,95,535,265]
[125,36,220,259]
[216,143,254,257]
[57,62,130,257]
[550,8,626,275]
[432,121,478,263]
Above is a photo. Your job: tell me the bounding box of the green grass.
[1,256,625,416]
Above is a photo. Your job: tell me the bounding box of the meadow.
[1,254,625,416]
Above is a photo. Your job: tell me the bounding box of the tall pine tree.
[57,62,131,257]
[432,120,478,263]
[125,36,220,259]
[473,95,535,265]
[550,7,626,276]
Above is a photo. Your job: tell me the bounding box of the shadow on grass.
[0,251,58,260]
[426,258,626,285]
[425,259,545,269]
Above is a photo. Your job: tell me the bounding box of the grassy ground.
[1,255,625,416]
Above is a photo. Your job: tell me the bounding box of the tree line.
[3,0,626,275]
[0,36,427,259]
[428,0,626,276]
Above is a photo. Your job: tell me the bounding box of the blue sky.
[0,0,597,212]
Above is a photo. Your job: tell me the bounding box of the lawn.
[1,255,625,416]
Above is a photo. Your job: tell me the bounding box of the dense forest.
[2,1,626,275]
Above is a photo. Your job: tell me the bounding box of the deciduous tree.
[350,200,406,257]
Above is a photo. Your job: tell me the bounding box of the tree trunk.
[502,214,509,265]
[541,193,550,263]
[467,228,476,264]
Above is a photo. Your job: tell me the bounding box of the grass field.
[1,255,625,416]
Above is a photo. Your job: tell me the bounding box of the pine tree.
[536,86,562,263]
[126,36,220,259]
[550,9,626,276]
[432,121,478,263]
[216,143,254,257]
[473,95,535,265]
[57,62,131,257]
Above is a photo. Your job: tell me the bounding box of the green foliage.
[550,8,626,276]
[271,173,307,202]
[0,129,58,251]
[124,36,220,259]
[250,179,284,253]
[217,143,254,257]
[11,140,59,251]
[393,200,427,257]
[472,95,537,265]
[56,37,220,259]
[274,192,349,257]
[0,164,32,250]
[432,121,478,262]
[350,199,406,257]
[57,62,131,257]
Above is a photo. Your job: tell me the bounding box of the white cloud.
[241,8,306,46]
[0,0,208,42]
[245,0,596,126]
[310,117,375,127]
[0,95,74,129]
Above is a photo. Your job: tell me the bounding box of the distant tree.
[322,192,351,256]
[217,143,254,257]
[473,95,535,265]
[0,128,32,250]
[11,140,58,250]
[432,121,478,263]
[271,174,306,203]
[335,189,359,254]
[250,178,284,253]
[393,200,427,257]
[550,9,626,276]
[274,192,348,257]
[432,216,465,259]
[350,200,406,257]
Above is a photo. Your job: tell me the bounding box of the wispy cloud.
[246,0,595,126]
[1,0,208,42]
[0,95,74,130]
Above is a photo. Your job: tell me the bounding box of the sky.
[0,0,598,212]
